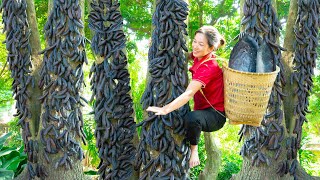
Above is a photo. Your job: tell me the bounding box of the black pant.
[184,108,226,145]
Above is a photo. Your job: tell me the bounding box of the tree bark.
[282,0,298,134]
[48,0,53,14]
[25,0,43,139]
[198,132,221,180]
[231,154,291,180]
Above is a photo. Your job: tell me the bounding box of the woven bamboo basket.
[222,63,280,126]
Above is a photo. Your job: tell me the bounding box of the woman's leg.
[184,108,226,168]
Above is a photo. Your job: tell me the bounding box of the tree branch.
[210,0,236,25]
[0,61,8,78]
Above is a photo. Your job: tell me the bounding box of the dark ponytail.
[195,25,225,50]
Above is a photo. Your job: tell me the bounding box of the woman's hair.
[195,25,225,50]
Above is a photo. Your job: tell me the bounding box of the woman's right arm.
[146,80,202,115]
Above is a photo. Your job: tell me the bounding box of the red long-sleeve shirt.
[189,52,225,112]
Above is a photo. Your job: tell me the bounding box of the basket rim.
[223,62,280,75]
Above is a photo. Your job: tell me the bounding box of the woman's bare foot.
[189,145,200,168]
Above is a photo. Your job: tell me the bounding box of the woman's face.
[192,33,214,59]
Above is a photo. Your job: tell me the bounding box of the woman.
[147,25,226,168]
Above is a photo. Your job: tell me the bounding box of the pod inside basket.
[222,63,280,126]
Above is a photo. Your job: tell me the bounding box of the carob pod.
[238,0,288,176]
[135,0,190,179]
[38,0,87,176]
[89,0,136,179]
[0,0,39,178]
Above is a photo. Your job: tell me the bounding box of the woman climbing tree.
[147,25,226,168]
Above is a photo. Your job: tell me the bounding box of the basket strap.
[198,58,215,68]
[199,89,226,118]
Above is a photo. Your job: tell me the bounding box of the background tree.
[135,0,191,179]
[1,0,89,179]
[232,0,319,179]
[88,0,136,179]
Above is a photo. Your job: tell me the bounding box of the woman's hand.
[146,106,169,115]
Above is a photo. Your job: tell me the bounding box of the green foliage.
[188,0,238,48]
[0,14,13,103]
[218,150,242,180]
[276,0,291,21]
[301,74,320,176]
[298,132,318,176]
[306,75,320,135]
[84,170,98,175]
[0,91,12,104]
[216,124,242,179]
[34,0,49,47]
[82,116,99,168]
[0,132,27,179]
[120,0,153,40]
[7,118,23,148]
[215,16,241,54]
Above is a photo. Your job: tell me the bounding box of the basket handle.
[199,89,226,118]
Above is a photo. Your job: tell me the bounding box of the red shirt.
[189,53,224,111]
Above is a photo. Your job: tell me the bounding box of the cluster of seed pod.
[38,0,87,176]
[135,0,190,179]
[0,0,40,179]
[88,0,136,179]
[288,0,319,178]
[239,0,288,175]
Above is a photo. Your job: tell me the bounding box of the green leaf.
[84,170,98,175]
[0,168,14,180]
[3,150,20,160]
[0,148,16,158]
[1,156,19,170]
[0,132,12,148]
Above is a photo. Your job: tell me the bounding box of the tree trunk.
[89,0,137,179]
[15,0,89,179]
[198,132,221,180]
[233,0,319,179]
[48,0,53,14]
[282,0,298,137]
[135,0,190,178]
[25,0,42,140]
[15,155,87,180]
[282,0,319,179]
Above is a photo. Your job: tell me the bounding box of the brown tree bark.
[198,132,221,180]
